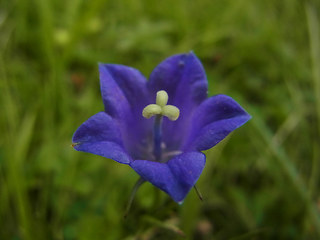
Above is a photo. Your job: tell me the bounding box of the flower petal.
[99,64,149,119]
[148,52,208,151]
[72,112,131,164]
[183,95,251,151]
[130,152,206,203]
[99,64,152,159]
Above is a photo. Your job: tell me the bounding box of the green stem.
[124,177,145,218]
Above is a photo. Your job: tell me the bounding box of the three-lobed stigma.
[142,90,180,121]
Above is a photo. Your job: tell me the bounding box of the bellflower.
[72,52,251,203]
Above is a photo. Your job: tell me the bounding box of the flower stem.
[124,177,145,218]
[153,115,163,161]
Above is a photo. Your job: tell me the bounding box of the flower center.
[142,90,180,162]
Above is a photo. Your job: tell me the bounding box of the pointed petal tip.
[71,142,79,148]
[177,200,184,205]
[72,112,131,164]
[98,63,113,74]
[188,50,197,58]
[98,62,110,71]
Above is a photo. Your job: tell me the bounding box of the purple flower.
[72,52,251,203]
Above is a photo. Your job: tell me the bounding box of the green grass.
[1,0,320,239]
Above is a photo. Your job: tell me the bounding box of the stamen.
[163,150,182,159]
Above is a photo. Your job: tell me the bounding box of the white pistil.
[142,104,162,119]
[156,90,168,107]
[142,90,180,162]
[142,90,180,121]
[162,105,180,121]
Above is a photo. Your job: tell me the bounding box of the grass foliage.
[1,0,320,239]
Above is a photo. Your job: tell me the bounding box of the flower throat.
[142,90,180,162]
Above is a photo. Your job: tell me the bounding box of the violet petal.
[183,94,251,151]
[72,112,131,164]
[130,152,206,202]
[148,52,208,151]
[99,64,152,159]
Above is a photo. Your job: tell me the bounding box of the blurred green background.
[1,0,320,239]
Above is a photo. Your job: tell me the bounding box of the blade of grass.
[250,108,320,236]
[305,1,320,200]
[5,113,37,240]
[143,215,185,237]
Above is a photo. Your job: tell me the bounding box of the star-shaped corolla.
[72,52,251,203]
